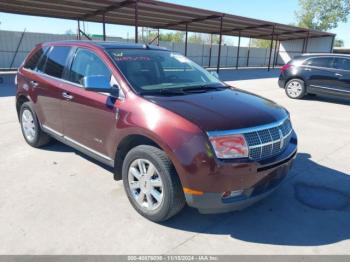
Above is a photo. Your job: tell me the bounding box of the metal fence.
[0,30,284,69]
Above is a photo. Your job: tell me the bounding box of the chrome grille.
[244,119,293,160]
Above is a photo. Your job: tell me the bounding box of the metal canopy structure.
[0,0,335,71]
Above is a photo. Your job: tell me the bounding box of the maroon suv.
[16,41,297,222]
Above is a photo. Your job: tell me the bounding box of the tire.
[285,79,306,99]
[122,145,185,222]
[20,102,51,148]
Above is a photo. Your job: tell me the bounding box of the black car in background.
[278,54,350,99]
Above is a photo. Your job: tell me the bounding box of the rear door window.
[333,58,350,71]
[69,48,111,85]
[36,47,50,73]
[304,57,334,68]
[43,46,72,78]
[24,47,45,70]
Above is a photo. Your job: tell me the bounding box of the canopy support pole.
[305,31,310,53]
[217,15,224,74]
[268,25,275,71]
[274,40,280,67]
[102,14,106,41]
[236,31,241,69]
[330,35,335,52]
[77,19,81,40]
[302,38,306,53]
[304,30,310,53]
[272,38,278,68]
[157,28,160,46]
[208,33,213,67]
[185,24,188,56]
[246,37,251,67]
[134,0,138,43]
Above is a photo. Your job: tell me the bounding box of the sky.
[0,0,349,47]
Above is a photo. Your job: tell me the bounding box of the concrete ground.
[0,69,350,255]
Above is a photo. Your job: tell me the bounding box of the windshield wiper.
[140,84,228,96]
[140,88,186,96]
[181,84,228,93]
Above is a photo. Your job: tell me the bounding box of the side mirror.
[209,71,219,79]
[82,75,119,97]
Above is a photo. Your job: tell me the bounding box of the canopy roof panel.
[0,0,334,41]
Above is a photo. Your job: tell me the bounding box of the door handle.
[29,80,39,88]
[62,92,74,100]
[335,73,343,77]
[305,68,312,71]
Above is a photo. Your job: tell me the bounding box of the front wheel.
[122,145,185,222]
[285,79,306,99]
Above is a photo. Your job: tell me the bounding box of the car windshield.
[107,48,225,94]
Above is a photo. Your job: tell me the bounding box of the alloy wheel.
[286,80,303,98]
[128,159,164,211]
[22,109,36,142]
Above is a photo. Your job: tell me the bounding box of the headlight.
[208,134,249,159]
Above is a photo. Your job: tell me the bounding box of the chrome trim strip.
[37,70,84,88]
[42,124,63,137]
[23,68,83,88]
[249,129,293,149]
[258,147,297,170]
[267,128,274,154]
[23,68,125,98]
[310,84,350,93]
[64,136,112,161]
[42,125,112,161]
[256,128,263,157]
[206,116,289,137]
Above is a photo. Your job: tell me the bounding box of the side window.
[334,58,350,71]
[69,49,111,85]
[304,57,334,68]
[36,47,49,73]
[24,48,45,70]
[43,46,71,78]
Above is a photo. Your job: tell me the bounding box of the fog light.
[222,189,244,199]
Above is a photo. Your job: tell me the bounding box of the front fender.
[112,95,214,188]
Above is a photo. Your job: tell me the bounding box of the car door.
[333,57,350,96]
[304,57,338,94]
[31,46,72,134]
[61,47,119,159]
[21,46,48,122]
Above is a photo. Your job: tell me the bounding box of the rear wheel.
[285,79,306,99]
[20,102,51,147]
[122,145,185,222]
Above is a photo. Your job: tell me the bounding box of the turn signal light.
[183,187,204,196]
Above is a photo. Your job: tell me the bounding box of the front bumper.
[184,142,297,214]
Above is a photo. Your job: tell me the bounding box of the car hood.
[147,88,288,132]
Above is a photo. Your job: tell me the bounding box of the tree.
[188,33,205,44]
[334,38,344,47]
[251,39,271,48]
[159,32,185,43]
[296,0,350,31]
[64,29,75,35]
[144,30,185,43]
[202,34,228,45]
[210,35,220,44]
[144,30,235,46]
